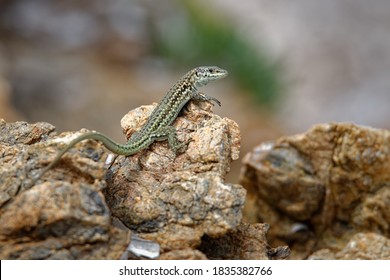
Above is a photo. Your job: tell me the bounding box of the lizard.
[31,66,228,184]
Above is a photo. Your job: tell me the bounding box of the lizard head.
[192,66,228,87]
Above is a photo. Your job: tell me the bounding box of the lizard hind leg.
[151,126,188,154]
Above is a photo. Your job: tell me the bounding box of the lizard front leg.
[192,92,221,106]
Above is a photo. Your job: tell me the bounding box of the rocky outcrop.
[240,123,390,259]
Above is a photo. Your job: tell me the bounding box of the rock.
[0,120,130,259]
[0,181,130,259]
[336,232,390,259]
[127,234,160,259]
[0,100,254,259]
[199,223,290,260]
[159,249,208,260]
[0,120,56,207]
[104,101,246,253]
[240,123,390,259]
[307,248,335,260]
[309,232,390,260]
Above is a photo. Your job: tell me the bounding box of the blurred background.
[1,0,389,182]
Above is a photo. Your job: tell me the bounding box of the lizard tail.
[31,131,129,185]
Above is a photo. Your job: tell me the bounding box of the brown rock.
[309,232,390,260]
[159,249,208,260]
[240,123,390,259]
[199,223,290,259]
[0,119,56,207]
[104,101,246,253]
[0,181,130,259]
[0,120,130,259]
[335,233,390,260]
[0,99,249,259]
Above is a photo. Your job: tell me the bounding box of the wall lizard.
[32,66,228,184]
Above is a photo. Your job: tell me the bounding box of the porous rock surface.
[240,123,390,259]
[0,101,285,259]
[105,101,245,252]
[0,119,129,259]
[308,232,390,260]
